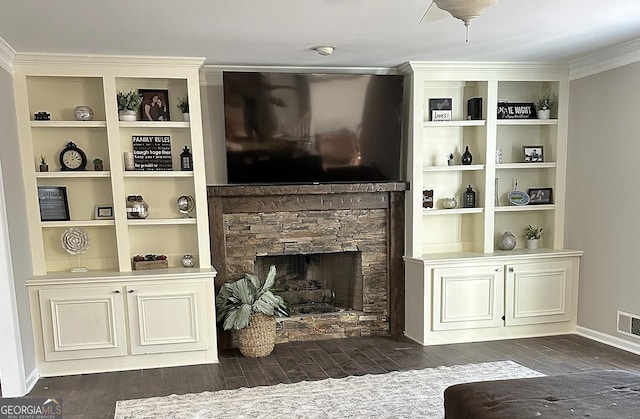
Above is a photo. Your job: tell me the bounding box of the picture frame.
[523,145,544,162]
[528,187,553,205]
[94,205,114,220]
[37,186,70,221]
[429,98,452,121]
[139,89,170,121]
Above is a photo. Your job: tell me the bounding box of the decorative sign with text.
[497,102,536,119]
[132,136,173,171]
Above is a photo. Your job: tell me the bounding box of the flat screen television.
[222,71,404,184]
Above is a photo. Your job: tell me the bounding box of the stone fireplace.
[207,182,406,344]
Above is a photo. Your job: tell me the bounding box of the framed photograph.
[429,98,452,121]
[94,205,114,220]
[37,186,70,221]
[139,89,170,121]
[528,187,553,205]
[523,145,544,162]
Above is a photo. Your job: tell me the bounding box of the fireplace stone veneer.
[208,182,407,343]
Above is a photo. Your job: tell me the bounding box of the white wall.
[566,61,640,344]
[0,62,37,396]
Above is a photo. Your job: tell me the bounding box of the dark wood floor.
[14,334,640,418]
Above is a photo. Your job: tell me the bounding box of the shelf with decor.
[402,63,579,347]
[15,54,217,376]
[31,121,107,128]
[15,56,210,275]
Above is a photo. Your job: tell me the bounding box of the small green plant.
[176,96,189,113]
[216,265,289,331]
[524,224,543,240]
[536,92,556,111]
[92,158,103,165]
[39,154,47,165]
[117,89,143,111]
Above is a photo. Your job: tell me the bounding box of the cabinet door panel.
[127,282,208,354]
[432,265,503,331]
[505,260,573,326]
[39,286,127,361]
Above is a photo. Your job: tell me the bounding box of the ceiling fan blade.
[420,1,451,24]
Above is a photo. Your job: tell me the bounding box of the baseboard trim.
[25,368,39,394]
[576,326,640,356]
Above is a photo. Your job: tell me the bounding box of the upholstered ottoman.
[444,370,640,418]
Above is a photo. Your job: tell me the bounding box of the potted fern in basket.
[216,265,289,357]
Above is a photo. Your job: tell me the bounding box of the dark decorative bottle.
[461,146,473,165]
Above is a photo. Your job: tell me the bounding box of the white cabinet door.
[126,281,208,355]
[505,260,573,326]
[38,286,127,361]
[432,265,504,331]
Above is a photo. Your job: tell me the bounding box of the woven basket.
[236,314,276,357]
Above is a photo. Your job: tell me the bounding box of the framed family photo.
[523,145,544,162]
[528,187,553,204]
[139,89,170,121]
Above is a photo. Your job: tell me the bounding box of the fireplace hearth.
[208,182,406,344]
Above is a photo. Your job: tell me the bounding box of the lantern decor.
[463,185,476,208]
[180,145,193,171]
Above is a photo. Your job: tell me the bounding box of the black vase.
[462,146,473,165]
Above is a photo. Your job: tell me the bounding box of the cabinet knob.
[508,267,514,272]
[113,290,121,294]
[128,289,135,293]
[495,268,502,272]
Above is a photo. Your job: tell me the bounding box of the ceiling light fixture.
[433,0,497,41]
[311,46,336,56]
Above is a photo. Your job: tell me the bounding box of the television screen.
[222,71,404,184]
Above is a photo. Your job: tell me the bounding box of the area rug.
[115,360,544,419]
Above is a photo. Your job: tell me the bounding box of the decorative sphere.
[74,105,94,121]
[442,197,457,209]
[181,254,195,268]
[499,231,517,250]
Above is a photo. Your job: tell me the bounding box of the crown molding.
[569,38,640,80]
[13,53,205,69]
[200,65,399,86]
[401,61,568,80]
[0,37,16,75]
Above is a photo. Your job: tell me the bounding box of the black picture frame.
[528,187,553,205]
[94,205,114,220]
[523,145,544,162]
[38,186,70,221]
[429,98,452,121]
[139,89,170,121]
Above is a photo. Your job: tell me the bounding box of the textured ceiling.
[1,0,640,67]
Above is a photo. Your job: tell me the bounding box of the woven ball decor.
[236,314,276,357]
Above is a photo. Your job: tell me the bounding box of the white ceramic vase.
[182,112,190,122]
[119,110,137,121]
[527,238,539,249]
[536,109,550,120]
